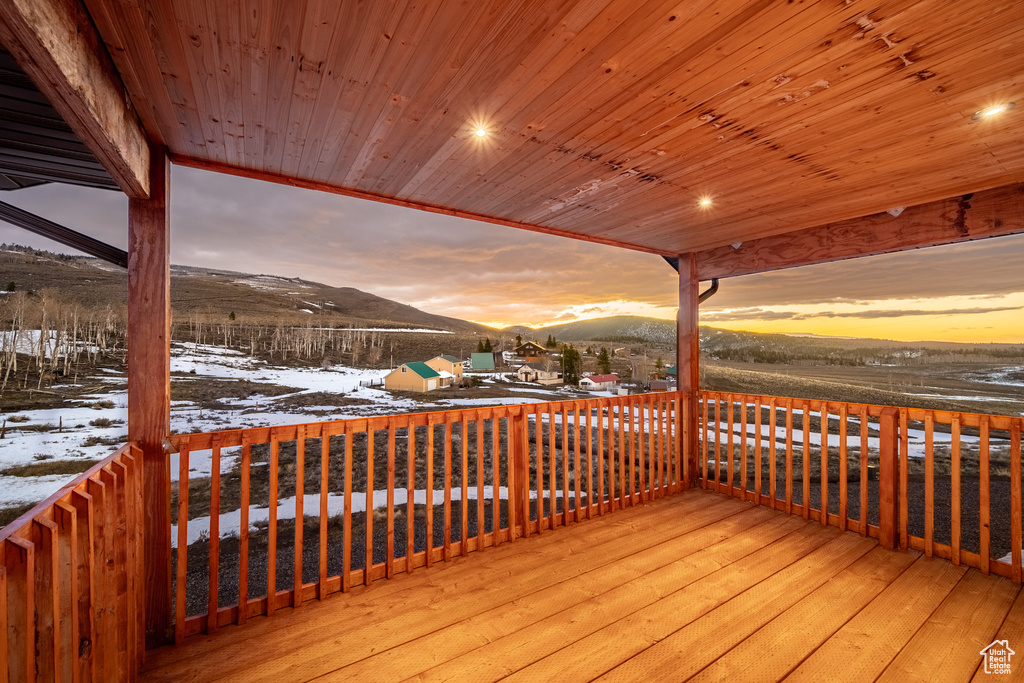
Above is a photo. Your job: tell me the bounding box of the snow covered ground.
[0,342,572,512]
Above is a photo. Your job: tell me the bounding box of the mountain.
[0,245,489,333]
[502,316,676,344]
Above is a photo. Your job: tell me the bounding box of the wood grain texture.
[677,253,700,484]
[698,183,1024,279]
[79,0,1024,255]
[127,146,171,648]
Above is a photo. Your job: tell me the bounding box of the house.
[470,352,496,371]
[516,363,563,385]
[383,361,442,392]
[514,341,547,358]
[579,373,620,391]
[650,379,676,392]
[425,354,463,387]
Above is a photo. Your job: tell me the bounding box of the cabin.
[580,373,621,391]
[424,354,463,387]
[513,341,548,360]
[1,2,1023,681]
[516,363,564,386]
[383,362,442,393]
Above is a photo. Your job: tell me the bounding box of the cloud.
[703,305,1022,323]
[1,164,1022,339]
[701,308,800,322]
[799,306,1021,320]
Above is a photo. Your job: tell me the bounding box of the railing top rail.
[168,391,685,452]
[0,441,134,543]
[698,389,1023,429]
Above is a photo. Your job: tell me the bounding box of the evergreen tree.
[597,347,611,374]
[5,281,14,292]
[655,356,663,373]
[476,340,485,353]
[515,334,522,346]
[483,337,493,352]
[228,311,236,321]
[560,344,582,385]
[545,334,557,348]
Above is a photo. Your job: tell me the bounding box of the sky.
[1,165,1023,343]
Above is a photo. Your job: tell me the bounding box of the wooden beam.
[0,0,150,198]
[127,144,170,648]
[697,183,1024,280]
[677,253,699,485]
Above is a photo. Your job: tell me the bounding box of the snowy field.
[0,343,588,513]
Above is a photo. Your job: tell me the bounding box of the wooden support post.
[127,145,170,648]
[878,407,900,549]
[677,253,700,486]
[511,408,529,537]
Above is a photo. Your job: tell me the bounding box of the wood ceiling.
[81,0,1024,255]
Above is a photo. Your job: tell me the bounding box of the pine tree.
[560,344,582,385]
[655,356,663,373]
[228,311,236,321]
[597,347,611,374]
[476,340,485,353]
[515,334,522,346]
[483,337,493,352]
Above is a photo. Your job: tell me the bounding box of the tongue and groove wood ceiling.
[83,0,1024,255]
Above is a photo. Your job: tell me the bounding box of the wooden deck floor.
[140,489,1023,682]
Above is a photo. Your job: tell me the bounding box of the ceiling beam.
[0,0,149,198]
[0,199,127,267]
[696,183,1024,280]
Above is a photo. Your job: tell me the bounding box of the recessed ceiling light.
[698,196,713,208]
[972,102,1015,121]
[475,128,487,137]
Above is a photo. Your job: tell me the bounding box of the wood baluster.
[175,441,189,642]
[208,436,221,628]
[980,417,991,574]
[386,423,395,578]
[838,404,847,530]
[924,413,934,557]
[319,429,329,597]
[365,427,375,584]
[238,435,250,622]
[268,433,279,608]
[951,415,961,566]
[294,425,305,604]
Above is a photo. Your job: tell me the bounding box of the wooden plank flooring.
[140,490,1020,682]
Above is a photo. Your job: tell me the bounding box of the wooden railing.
[167,393,684,640]
[698,391,1024,581]
[0,443,144,682]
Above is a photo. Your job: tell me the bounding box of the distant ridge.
[502,315,676,344]
[0,245,489,333]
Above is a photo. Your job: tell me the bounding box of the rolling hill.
[0,245,489,333]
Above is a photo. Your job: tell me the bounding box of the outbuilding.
[384,361,442,392]
[580,373,621,391]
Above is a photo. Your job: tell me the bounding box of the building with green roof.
[384,361,442,392]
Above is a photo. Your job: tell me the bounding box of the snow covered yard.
[0,342,573,517]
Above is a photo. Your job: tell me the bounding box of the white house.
[580,373,620,391]
[516,363,563,385]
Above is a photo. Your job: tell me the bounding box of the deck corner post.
[878,407,900,549]
[677,252,700,487]
[127,143,171,649]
